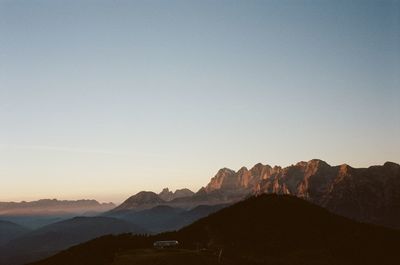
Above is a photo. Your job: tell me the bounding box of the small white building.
[153,240,179,249]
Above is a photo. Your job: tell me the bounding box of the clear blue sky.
[1,0,399,203]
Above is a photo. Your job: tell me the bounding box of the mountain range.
[111,159,400,229]
[0,199,115,216]
[28,194,400,265]
[1,159,399,265]
[0,199,117,230]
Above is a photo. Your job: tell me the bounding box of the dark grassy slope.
[0,217,145,265]
[0,220,30,246]
[30,195,400,265]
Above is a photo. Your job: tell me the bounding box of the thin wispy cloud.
[2,144,115,155]
[1,144,168,158]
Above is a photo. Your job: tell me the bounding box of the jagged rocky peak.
[251,162,268,172]
[239,164,270,189]
[205,167,236,192]
[111,160,400,229]
[309,159,330,167]
[289,159,332,180]
[158,188,173,201]
[204,160,339,195]
[295,161,308,167]
[237,166,249,174]
[174,188,194,198]
[250,163,276,179]
[158,188,194,201]
[337,163,352,174]
[295,159,330,170]
[205,163,278,193]
[218,167,236,175]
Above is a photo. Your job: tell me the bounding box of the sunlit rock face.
[203,159,400,229]
[205,168,237,192]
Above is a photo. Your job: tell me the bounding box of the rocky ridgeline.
[112,159,400,229]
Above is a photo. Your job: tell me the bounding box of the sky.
[0,0,399,203]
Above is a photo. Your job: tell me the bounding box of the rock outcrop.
[158,188,194,201]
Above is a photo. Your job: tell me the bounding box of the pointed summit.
[112,191,165,211]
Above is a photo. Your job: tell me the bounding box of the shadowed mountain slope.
[0,220,30,246]
[0,216,145,265]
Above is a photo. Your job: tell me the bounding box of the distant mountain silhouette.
[110,191,166,212]
[0,216,145,265]
[29,194,400,265]
[0,199,115,216]
[0,220,30,246]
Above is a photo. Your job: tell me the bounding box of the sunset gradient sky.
[1,0,399,203]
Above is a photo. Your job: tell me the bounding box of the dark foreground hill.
[29,194,400,265]
[0,216,145,265]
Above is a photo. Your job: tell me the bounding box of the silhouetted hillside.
[177,194,400,264]
[29,195,400,265]
[0,216,145,265]
[0,220,30,246]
